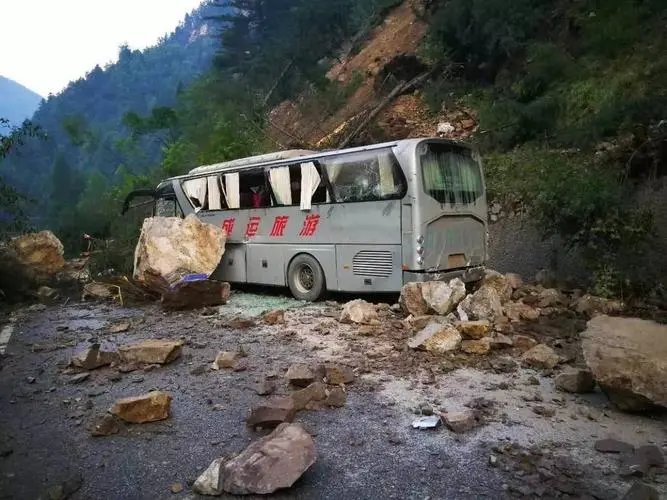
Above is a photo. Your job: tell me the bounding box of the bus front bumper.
[403,266,485,285]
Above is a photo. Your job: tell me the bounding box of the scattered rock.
[505,273,523,290]
[70,344,119,370]
[36,474,82,500]
[457,320,491,340]
[110,391,172,424]
[421,278,466,315]
[594,439,634,454]
[170,482,184,494]
[291,382,327,411]
[490,334,513,349]
[407,323,462,354]
[255,379,276,396]
[247,397,297,429]
[193,457,225,496]
[412,415,442,430]
[161,279,230,310]
[490,356,518,373]
[229,318,257,329]
[513,335,538,352]
[219,423,316,495]
[537,288,566,308]
[620,445,665,478]
[324,363,355,385]
[339,299,379,324]
[526,376,540,386]
[461,338,492,355]
[521,344,560,370]
[581,315,667,411]
[505,302,540,322]
[621,482,660,500]
[574,294,624,316]
[532,405,556,417]
[133,214,226,294]
[400,282,430,316]
[37,286,60,304]
[555,369,595,394]
[457,285,503,322]
[324,387,347,408]
[107,321,131,334]
[405,315,446,331]
[442,410,480,433]
[68,373,90,385]
[481,270,513,303]
[90,415,120,437]
[263,309,285,325]
[212,351,238,370]
[118,339,183,365]
[285,363,316,387]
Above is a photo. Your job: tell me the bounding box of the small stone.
[407,323,462,354]
[69,373,90,385]
[90,415,120,437]
[458,320,491,340]
[109,321,131,334]
[291,382,327,411]
[419,403,434,416]
[513,335,538,352]
[620,445,665,478]
[442,411,479,433]
[489,455,498,467]
[324,363,355,385]
[285,363,315,387]
[193,458,225,496]
[254,379,276,396]
[212,351,237,370]
[526,376,540,386]
[110,391,172,424]
[324,387,347,408]
[621,482,660,500]
[170,482,184,494]
[555,369,595,394]
[491,334,513,349]
[70,343,119,370]
[247,397,296,429]
[532,405,556,417]
[26,376,36,384]
[339,299,378,324]
[521,344,560,370]
[594,438,634,454]
[263,309,285,325]
[461,337,492,355]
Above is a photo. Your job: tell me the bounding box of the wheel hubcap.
[297,265,314,292]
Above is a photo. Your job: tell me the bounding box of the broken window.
[238,169,271,209]
[182,177,207,211]
[321,148,406,203]
[420,143,483,205]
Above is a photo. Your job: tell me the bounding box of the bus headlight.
[416,256,424,266]
[416,246,425,255]
[416,235,424,245]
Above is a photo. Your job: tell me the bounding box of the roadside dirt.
[0,292,666,499]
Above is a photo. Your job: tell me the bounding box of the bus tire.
[287,254,326,302]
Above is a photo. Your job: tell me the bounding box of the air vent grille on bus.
[352,250,393,278]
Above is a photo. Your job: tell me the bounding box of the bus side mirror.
[121,189,157,215]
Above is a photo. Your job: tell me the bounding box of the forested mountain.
[0,76,42,126]
[0,1,224,222]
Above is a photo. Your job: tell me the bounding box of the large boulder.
[481,270,513,303]
[407,322,462,354]
[9,231,65,283]
[219,423,316,495]
[457,285,503,322]
[421,279,466,315]
[399,282,429,316]
[133,214,226,293]
[581,315,667,411]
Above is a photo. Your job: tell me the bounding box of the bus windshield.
[420,143,483,205]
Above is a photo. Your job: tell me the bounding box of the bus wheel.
[287,254,326,302]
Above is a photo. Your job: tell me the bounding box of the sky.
[0,0,204,97]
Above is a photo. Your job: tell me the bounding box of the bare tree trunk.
[263,60,294,107]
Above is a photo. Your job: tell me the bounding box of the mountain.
[0,76,42,126]
[0,1,225,203]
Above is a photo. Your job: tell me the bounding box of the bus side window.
[239,169,271,209]
[268,164,326,207]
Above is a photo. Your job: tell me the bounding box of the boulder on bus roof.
[133,214,226,294]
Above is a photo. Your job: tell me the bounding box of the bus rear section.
[402,140,487,284]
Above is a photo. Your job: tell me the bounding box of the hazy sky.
[0,0,204,97]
